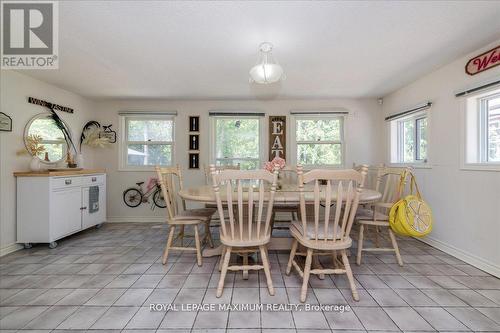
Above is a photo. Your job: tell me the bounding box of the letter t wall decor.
[269,116,286,160]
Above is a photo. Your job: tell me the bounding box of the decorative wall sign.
[465,45,500,76]
[0,112,12,132]
[100,124,117,143]
[189,134,199,150]
[269,116,286,160]
[28,97,74,114]
[189,153,199,169]
[189,116,200,132]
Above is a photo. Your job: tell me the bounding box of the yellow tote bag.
[389,170,433,237]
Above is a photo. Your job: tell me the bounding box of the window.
[392,114,428,164]
[293,116,344,167]
[120,116,174,170]
[211,116,262,169]
[480,93,500,162]
[464,88,500,168]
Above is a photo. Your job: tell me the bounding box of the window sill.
[388,163,432,169]
[460,164,500,172]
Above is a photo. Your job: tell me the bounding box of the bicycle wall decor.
[123,177,166,209]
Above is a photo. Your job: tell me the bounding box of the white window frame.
[461,87,500,171]
[389,111,430,167]
[209,115,265,169]
[119,115,175,171]
[290,115,346,168]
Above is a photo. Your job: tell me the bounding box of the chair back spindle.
[210,166,278,245]
[297,165,367,243]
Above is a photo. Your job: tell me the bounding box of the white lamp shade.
[249,63,284,84]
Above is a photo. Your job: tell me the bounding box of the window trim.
[209,115,265,169]
[118,114,175,171]
[389,110,430,167]
[290,114,346,168]
[461,87,500,171]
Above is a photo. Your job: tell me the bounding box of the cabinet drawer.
[50,176,82,189]
[82,174,105,186]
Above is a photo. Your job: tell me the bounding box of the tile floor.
[1,222,499,333]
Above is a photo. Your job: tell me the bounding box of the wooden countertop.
[14,169,106,177]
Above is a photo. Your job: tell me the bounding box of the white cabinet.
[15,171,107,248]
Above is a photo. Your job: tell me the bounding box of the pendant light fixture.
[249,42,285,84]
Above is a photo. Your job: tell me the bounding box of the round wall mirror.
[24,113,69,163]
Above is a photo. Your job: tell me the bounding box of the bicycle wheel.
[123,188,143,207]
[153,189,166,208]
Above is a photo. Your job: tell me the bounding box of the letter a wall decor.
[269,116,286,160]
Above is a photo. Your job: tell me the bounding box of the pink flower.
[265,157,286,172]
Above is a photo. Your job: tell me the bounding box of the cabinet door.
[82,185,106,229]
[50,187,82,240]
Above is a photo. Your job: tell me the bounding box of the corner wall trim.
[0,243,23,257]
[416,236,500,278]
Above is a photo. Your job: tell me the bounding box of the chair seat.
[355,208,389,221]
[289,223,352,250]
[291,221,343,240]
[172,208,216,222]
[219,222,271,247]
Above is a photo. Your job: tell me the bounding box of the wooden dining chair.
[286,166,367,302]
[355,166,409,266]
[156,165,216,266]
[271,166,300,232]
[210,165,279,297]
[203,163,241,185]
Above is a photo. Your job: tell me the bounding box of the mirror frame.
[24,112,70,164]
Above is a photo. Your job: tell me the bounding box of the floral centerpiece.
[264,156,286,172]
[16,134,46,171]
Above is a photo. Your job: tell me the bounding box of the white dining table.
[178,184,382,257]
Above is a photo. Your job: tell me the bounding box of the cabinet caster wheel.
[24,243,32,249]
[49,241,58,249]
[95,223,103,229]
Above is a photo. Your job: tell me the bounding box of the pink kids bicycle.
[123,177,166,209]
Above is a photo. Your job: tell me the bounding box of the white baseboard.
[0,243,23,257]
[417,236,500,278]
[106,216,165,223]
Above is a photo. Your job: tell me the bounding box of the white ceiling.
[19,1,500,100]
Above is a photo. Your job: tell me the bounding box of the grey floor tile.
[450,289,499,306]
[29,289,74,305]
[131,274,164,288]
[323,309,364,330]
[85,288,126,306]
[160,310,197,328]
[261,310,295,329]
[422,289,468,306]
[1,289,47,306]
[352,307,398,331]
[81,274,117,288]
[477,289,500,305]
[145,288,179,304]
[125,306,165,329]
[105,274,140,288]
[445,307,500,331]
[313,288,347,305]
[292,310,329,329]
[174,288,206,304]
[193,310,229,328]
[57,306,108,330]
[356,275,388,289]
[340,289,378,307]
[0,306,19,320]
[122,264,152,275]
[0,306,49,329]
[476,307,500,325]
[415,307,469,331]
[383,306,434,331]
[23,306,78,329]
[367,288,407,306]
[114,288,153,306]
[232,287,260,304]
[227,310,260,328]
[91,306,139,329]
[393,288,436,306]
[158,274,188,288]
[56,289,100,305]
[183,273,211,289]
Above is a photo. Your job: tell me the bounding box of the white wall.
[381,40,500,277]
[92,99,383,222]
[0,71,98,255]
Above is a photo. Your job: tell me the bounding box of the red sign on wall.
[465,45,500,76]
